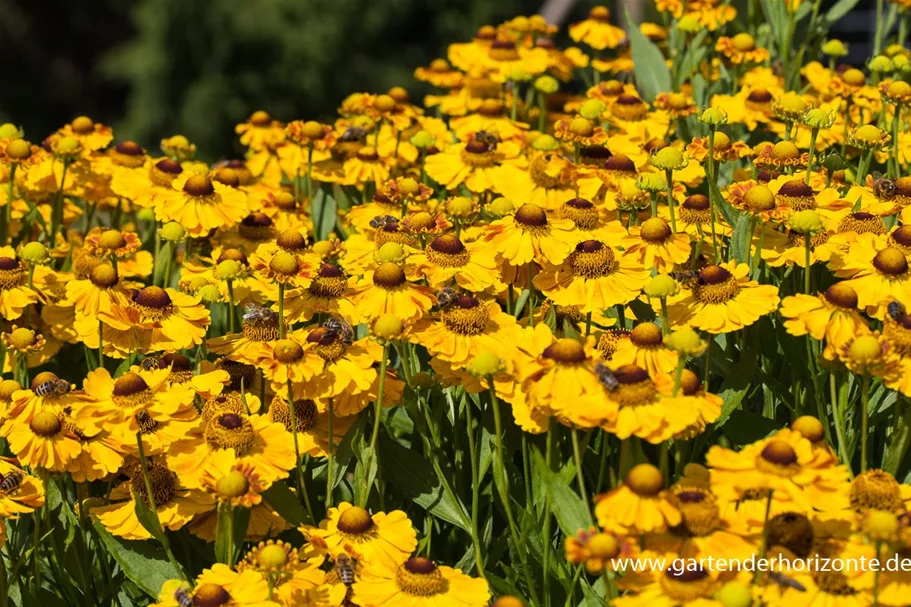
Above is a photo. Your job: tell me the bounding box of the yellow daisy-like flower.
[55,116,113,151]
[831,234,911,312]
[152,567,281,607]
[411,297,520,368]
[424,136,524,193]
[353,556,489,607]
[157,173,249,237]
[534,239,650,313]
[128,285,211,350]
[64,263,132,316]
[349,262,435,323]
[3,408,81,473]
[91,460,216,540]
[168,412,296,488]
[594,464,681,533]
[780,283,867,351]
[620,218,692,273]
[610,323,680,375]
[0,255,39,320]
[0,460,45,518]
[568,6,627,50]
[715,33,770,65]
[410,234,504,293]
[480,203,578,267]
[236,110,285,151]
[303,503,418,569]
[667,262,780,333]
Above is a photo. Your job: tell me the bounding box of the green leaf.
[133,496,169,547]
[722,409,783,446]
[709,176,739,228]
[91,519,181,598]
[152,241,173,288]
[729,214,753,263]
[624,9,671,101]
[311,189,338,241]
[379,434,472,532]
[533,450,590,536]
[824,0,860,23]
[263,482,308,526]
[716,342,758,426]
[214,503,233,565]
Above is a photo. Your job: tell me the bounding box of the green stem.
[861,374,871,473]
[707,127,720,262]
[226,279,236,334]
[805,127,820,185]
[804,233,812,294]
[571,429,593,523]
[892,103,902,179]
[463,394,486,580]
[286,380,311,521]
[874,0,885,56]
[752,489,774,583]
[1,163,15,246]
[135,432,188,581]
[97,320,104,370]
[489,377,541,606]
[278,283,286,339]
[326,397,334,509]
[831,373,853,475]
[362,343,389,505]
[542,420,555,606]
[665,169,677,232]
[659,298,670,335]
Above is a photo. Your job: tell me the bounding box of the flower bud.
[373,314,404,340]
[534,75,559,94]
[789,210,823,233]
[644,274,678,298]
[822,39,848,57]
[467,351,503,376]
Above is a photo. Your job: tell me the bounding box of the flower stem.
[571,429,593,524]
[706,127,720,262]
[861,374,871,473]
[804,234,812,294]
[361,343,389,506]
[665,169,677,232]
[286,380,311,521]
[892,103,902,179]
[752,489,774,583]
[97,320,104,370]
[1,163,15,245]
[463,393,486,580]
[488,377,541,606]
[278,283,286,339]
[226,279,236,334]
[805,127,820,185]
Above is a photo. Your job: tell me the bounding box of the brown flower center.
[543,338,586,363]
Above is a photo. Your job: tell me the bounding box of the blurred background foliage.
[0,0,558,161]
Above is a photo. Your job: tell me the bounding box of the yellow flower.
[353,556,489,607]
[610,323,679,375]
[349,262,435,323]
[128,286,211,350]
[667,262,780,333]
[620,218,692,273]
[0,460,44,518]
[715,33,770,65]
[157,172,249,237]
[568,6,627,50]
[235,111,285,151]
[303,503,418,568]
[780,283,867,350]
[424,136,524,193]
[594,464,681,533]
[3,408,81,473]
[480,203,578,266]
[151,566,281,607]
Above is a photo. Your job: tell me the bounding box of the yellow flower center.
[543,338,586,363]
[205,413,256,455]
[442,297,489,335]
[659,566,713,602]
[838,212,886,235]
[269,396,317,433]
[873,247,909,275]
[745,89,773,111]
[8,328,36,350]
[308,263,348,298]
[755,439,800,477]
[849,335,883,363]
[609,365,659,407]
[216,470,250,498]
[202,393,247,424]
[112,372,154,409]
[612,95,648,121]
[767,512,814,557]
[460,139,498,167]
[732,33,755,52]
[273,340,304,364]
[242,308,280,342]
[640,217,672,243]
[693,265,739,304]
[850,469,904,512]
[337,506,375,534]
[744,185,776,211]
[679,194,712,224]
[373,262,407,288]
[569,241,616,279]
[587,533,620,559]
[791,416,826,443]
[395,558,445,596]
[183,175,215,198]
[776,180,816,211]
[624,463,664,496]
[629,323,663,347]
[191,583,231,607]
[130,463,177,508]
[426,235,470,268]
[132,286,173,320]
[269,251,300,276]
[561,198,599,230]
[239,213,275,241]
[569,117,595,137]
[0,257,25,290]
[30,411,62,437]
[307,327,347,363]
[673,487,720,537]
[276,229,308,252]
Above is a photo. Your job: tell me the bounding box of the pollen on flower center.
[239,213,275,241]
[460,139,497,167]
[307,327,347,363]
[543,338,586,363]
[693,265,739,304]
[680,194,712,224]
[0,257,25,289]
[90,264,119,288]
[269,396,317,433]
[612,95,648,121]
[442,296,489,335]
[625,463,664,496]
[308,263,348,298]
[838,212,886,235]
[269,251,301,276]
[873,247,909,275]
[756,440,800,477]
[396,558,445,596]
[373,262,407,288]
[776,180,817,211]
[337,506,375,534]
[426,235,470,268]
[191,583,231,607]
[273,340,304,363]
[561,198,599,229]
[130,463,177,508]
[205,413,256,454]
[569,240,615,278]
[112,372,154,409]
[133,286,172,315]
[150,158,182,186]
[850,469,904,512]
[610,364,658,407]
[673,487,720,537]
[276,229,309,252]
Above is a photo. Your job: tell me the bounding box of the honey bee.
[594,363,619,391]
[338,127,368,143]
[173,587,193,607]
[335,554,356,586]
[888,300,907,321]
[322,316,354,344]
[872,171,897,200]
[0,470,23,493]
[768,571,806,592]
[243,304,277,324]
[368,215,399,230]
[34,379,71,398]
[668,270,697,287]
[435,287,458,309]
[472,130,498,148]
[141,356,162,371]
